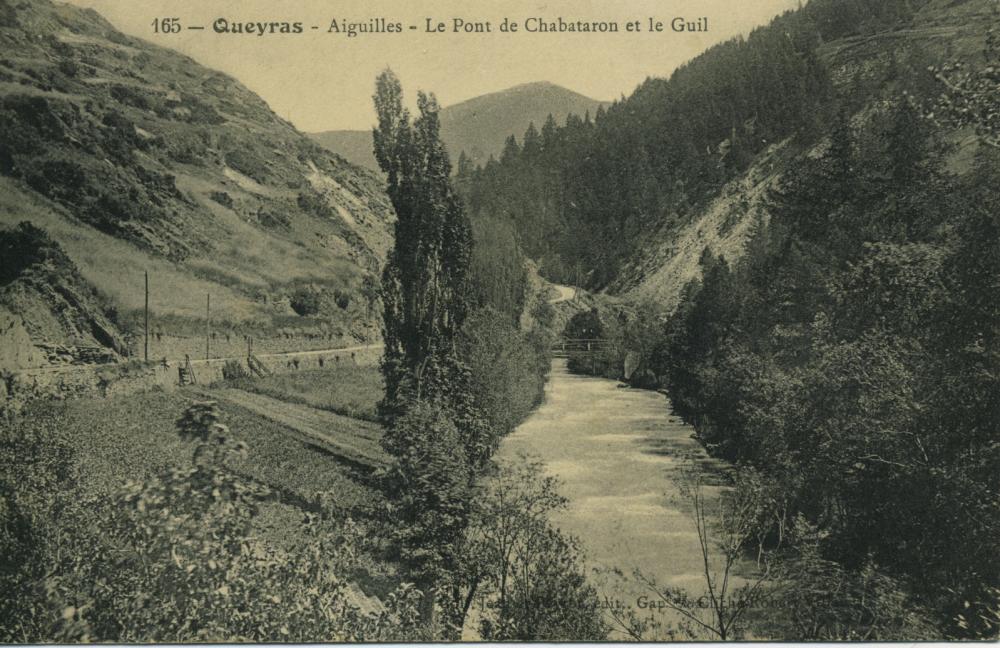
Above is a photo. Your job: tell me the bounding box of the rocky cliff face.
[611,0,992,309]
[1,221,127,370]
[0,309,39,371]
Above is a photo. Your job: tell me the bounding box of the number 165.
[152,17,181,33]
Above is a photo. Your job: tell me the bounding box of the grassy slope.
[0,178,257,321]
[0,0,394,342]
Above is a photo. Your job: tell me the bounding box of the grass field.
[15,382,400,615]
[22,387,379,512]
[236,365,384,422]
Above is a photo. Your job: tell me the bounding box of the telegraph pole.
[144,270,149,362]
[205,293,210,361]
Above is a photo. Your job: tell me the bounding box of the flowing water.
[497,359,733,639]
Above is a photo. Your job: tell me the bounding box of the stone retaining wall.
[1,345,383,416]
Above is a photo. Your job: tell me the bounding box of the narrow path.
[548,284,577,303]
[194,387,386,469]
[15,343,385,376]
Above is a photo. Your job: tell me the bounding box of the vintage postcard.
[1,0,997,642]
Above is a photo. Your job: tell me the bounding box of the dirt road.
[197,387,386,469]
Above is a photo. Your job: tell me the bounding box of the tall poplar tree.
[372,69,473,422]
[372,69,479,632]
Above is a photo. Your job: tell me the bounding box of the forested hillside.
[658,100,999,640]
[457,0,989,290]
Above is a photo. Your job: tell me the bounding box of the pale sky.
[65,0,802,131]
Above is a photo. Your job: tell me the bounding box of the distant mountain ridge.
[309,81,609,171]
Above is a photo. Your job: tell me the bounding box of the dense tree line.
[658,103,1000,638]
[457,0,929,288]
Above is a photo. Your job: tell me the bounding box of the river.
[497,358,733,639]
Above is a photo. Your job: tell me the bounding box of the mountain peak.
[310,81,608,171]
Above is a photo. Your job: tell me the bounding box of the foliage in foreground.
[453,456,608,640]
[0,402,424,642]
[605,466,936,641]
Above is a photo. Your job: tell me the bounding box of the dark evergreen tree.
[456,150,473,178]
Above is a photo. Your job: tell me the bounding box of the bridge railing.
[551,338,612,356]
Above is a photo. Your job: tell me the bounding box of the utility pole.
[205,293,210,361]
[144,270,149,362]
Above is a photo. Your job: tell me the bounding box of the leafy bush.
[530,300,556,329]
[224,148,267,182]
[109,84,150,110]
[0,0,18,28]
[164,130,209,165]
[0,412,80,642]
[459,307,550,440]
[0,95,66,142]
[380,402,472,588]
[289,286,321,316]
[221,359,249,380]
[100,110,140,150]
[0,220,60,283]
[181,95,226,126]
[563,308,604,340]
[756,517,935,641]
[454,457,608,640]
[258,209,290,229]
[24,158,89,202]
[297,189,335,219]
[209,191,232,208]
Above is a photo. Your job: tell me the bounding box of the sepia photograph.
[0,0,998,642]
